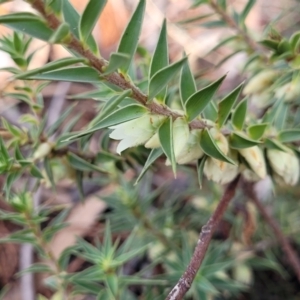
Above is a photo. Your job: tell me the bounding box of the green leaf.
[158,117,176,175]
[240,0,256,23]
[203,101,218,121]
[259,39,279,51]
[46,103,76,136]
[247,123,268,140]
[30,165,44,179]
[62,0,98,54]
[0,13,53,41]
[17,263,52,276]
[79,0,107,44]
[135,148,163,185]
[26,66,100,83]
[105,274,118,297]
[185,75,226,121]
[148,57,187,101]
[278,129,300,143]
[209,36,237,53]
[180,58,196,106]
[289,31,300,51]
[44,157,55,189]
[98,89,132,121]
[232,98,247,130]
[66,104,147,140]
[103,52,130,75]
[200,20,226,28]
[197,155,207,189]
[218,83,243,127]
[67,152,105,173]
[49,22,71,44]
[230,132,260,149]
[264,138,287,151]
[117,0,146,72]
[200,129,235,164]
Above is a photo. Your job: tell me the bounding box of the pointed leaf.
[232,98,247,130]
[44,157,55,189]
[67,152,106,173]
[62,0,98,54]
[180,58,196,106]
[264,138,287,151]
[103,52,130,75]
[0,13,53,41]
[197,155,207,189]
[218,83,243,127]
[185,75,226,121]
[79,0,107,43]
[117,0,146,71]
[98,89,131,119]
[200,129,235,164]
[26,66,100,83]
[105,274,118,297]
[49,22,71,44]
[148,57,187,101]
[229,132,260,149]
[158,117,176,175]
[135,148,163,184]
[66,104,147,140]
[149,19,168,101]
[203,101,218,121]
[240,0,256,23]
[30,165,44,179]
[247,123,268,140]
[278,129,300,143]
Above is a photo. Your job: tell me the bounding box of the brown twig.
[165,176,240,300]
[244,182,300,283]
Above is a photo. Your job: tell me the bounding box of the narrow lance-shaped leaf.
[79,0,107,44]
[200,129,235,164]
[197,155,207,189]
[49,23,71,44]
[148,57,187,101]
[185,75,226,121]
[26,66,100,83]
[247,123,268,140]
[180,58,196,107]
[67,152,106,173]
[135,148,163,185]
[44,157,55,190]
[0,13,53,41]
[218,82,243,128]
[203,101,217,121]
[65,104,147,141]
[240,0,256,24]
[278,129,300,143]
[117,0,146,72]
[232,97,247,130]
[149,19,168,102]
[62,0,99,54]
[158,117,176,175]
[103,53,130,75]
[230,132,260,149]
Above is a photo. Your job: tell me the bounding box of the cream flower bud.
[209,128,229,170]
[165,117,189,165]
[33,142,52,160]
[145,133,160,148]
[166,129,204,165]
[204,152,239,185]
[267,149,299,185]
[243,70,277,95]
[238,146,266,179]
[275,82,300,102]
[250,93,273,109]
[109,114,166,154]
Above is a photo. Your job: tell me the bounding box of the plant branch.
[28,0,211,131]
[244,182,300,283]
[165,176,240,300]
[208,0,266,58]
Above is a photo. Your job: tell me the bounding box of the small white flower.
[267,149,299,186]
[239,146,266,179]
[275,82,300,102]
[109,114,165,154]
[204,151,239,185]
[244,70,277,95]
[33,142,52,160]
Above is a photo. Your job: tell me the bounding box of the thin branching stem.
[244,183,300,283]
[165,176,240,300]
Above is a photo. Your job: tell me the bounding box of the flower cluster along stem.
[28,0,212,131]
[244,183,300,284]
[166,176,240,300]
